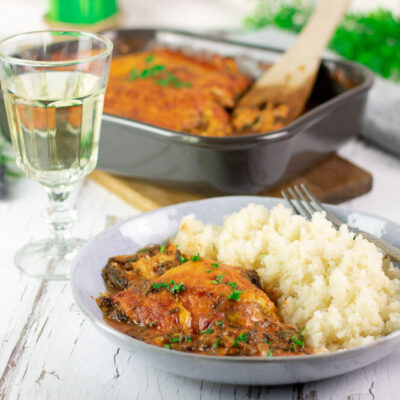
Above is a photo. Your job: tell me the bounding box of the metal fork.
[281,183,400,263]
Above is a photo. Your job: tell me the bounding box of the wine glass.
[0,30,112,280]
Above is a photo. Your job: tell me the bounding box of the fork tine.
[281,188,310,219]
[300,184,325,213]
[281,189,299,215]
[288,187,313,220]
[300,183,343,228]
[294,184,318,215]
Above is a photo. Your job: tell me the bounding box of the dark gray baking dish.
[0,29,374,194]
[98,29,373,194]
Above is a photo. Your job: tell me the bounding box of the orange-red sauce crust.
[104,48,293,136]
[96,244,311,357]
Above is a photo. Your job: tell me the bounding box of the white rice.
[173,203,400,352]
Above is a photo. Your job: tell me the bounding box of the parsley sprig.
[129,64,165,80]
[157,72,191,88]
[152,281,169,290]
[233,333,248,348]
[290,333,305,351]
[191,253,202,262]
[211,273,226,284]
[213,338,221,348]
[227,289,243,301]
[170,282,185,294]
[152,279,185,294]
[180,256,188,264]
[128,53,191,88]
[171,335,183,343]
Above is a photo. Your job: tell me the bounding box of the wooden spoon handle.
[286,0,351,61]
[239,0,351,111]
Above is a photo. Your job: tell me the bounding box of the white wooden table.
[0,138,400,400]
[1,1,400,398]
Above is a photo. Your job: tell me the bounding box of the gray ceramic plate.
[71,196,400,385]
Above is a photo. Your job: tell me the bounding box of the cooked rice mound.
[173,204,400,352]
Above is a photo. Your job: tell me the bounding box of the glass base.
[14,237,85,280]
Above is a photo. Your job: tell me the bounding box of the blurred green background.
[245,0,400,81]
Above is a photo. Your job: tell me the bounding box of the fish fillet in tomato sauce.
[104,49,251,137]
[96,245,310,357]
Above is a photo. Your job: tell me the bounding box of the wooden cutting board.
[89,154,372,212]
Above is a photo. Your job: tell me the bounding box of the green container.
[48,0,118,24]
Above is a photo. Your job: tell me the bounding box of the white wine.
[2,71,105,188]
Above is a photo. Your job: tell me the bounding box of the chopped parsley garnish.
[227,281,238,289]
[156,72,191,88]
[205,270,211,273]
[213,338,221,348]
[160,244,166,254]
[290,334,305,349]
[216,321,224,326]
[171,335,182,343]
[233,333,248,347]
[212,273,226,284]
[128,54,191,88]
[152,280,185,294]
[200,328,214,334]
[227,289,242,301]
[238,333,248,342]
[152,281,169,290]
[129,69,140,80]
[191,253,202,262]
[180,256,188,264]
[170,282,185,294]
[211,262,220,270]
[267,349,273,358]
[129,65,165,80]
[164,344,172,349]
[185,336,192,342]
[139,248,147,253]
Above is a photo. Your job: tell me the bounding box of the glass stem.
[43,186,77,254]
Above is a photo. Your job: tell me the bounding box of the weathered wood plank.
[0,179,136,399]
[2,139,400,399]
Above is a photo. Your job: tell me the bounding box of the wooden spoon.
[235,0,351,128]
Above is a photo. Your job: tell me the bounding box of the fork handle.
[351,228,400,263]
